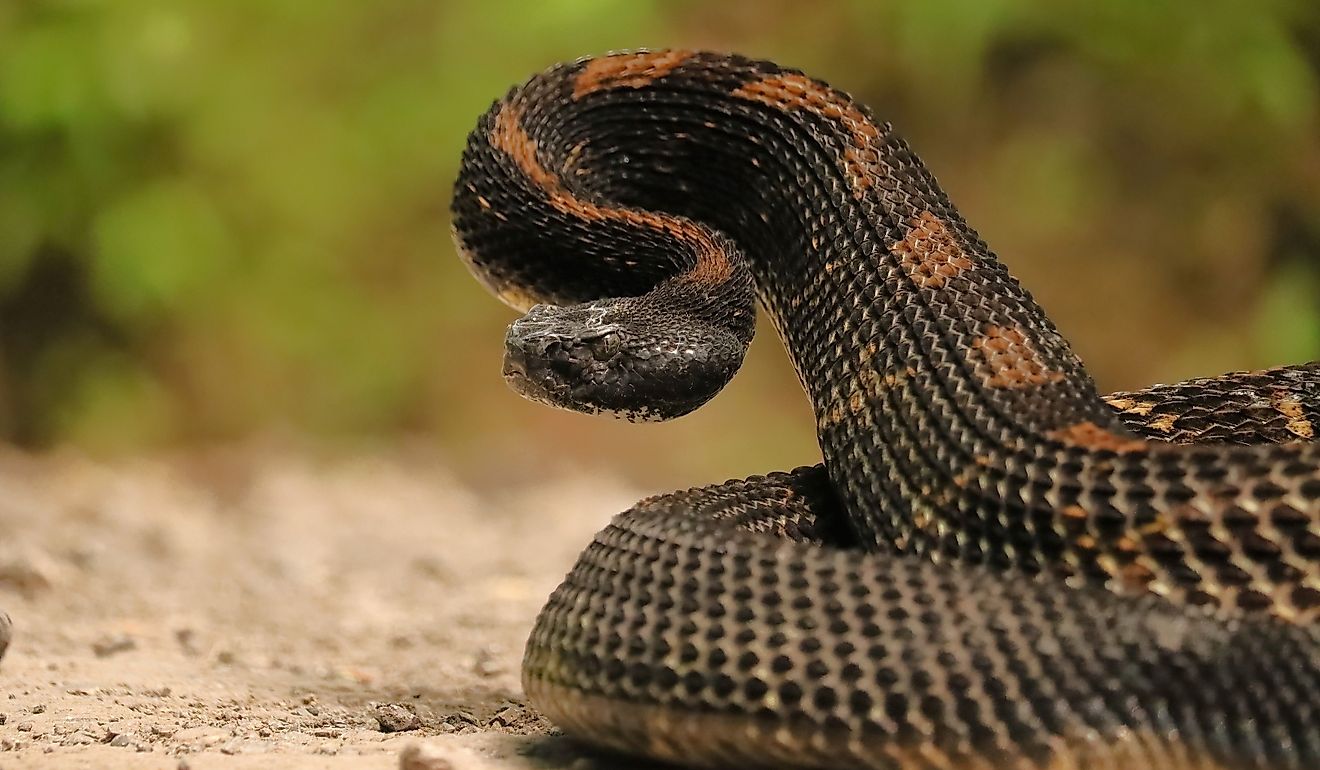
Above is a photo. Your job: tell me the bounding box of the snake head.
[502,299,747,421]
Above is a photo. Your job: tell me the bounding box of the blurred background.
[1,0,1317,488]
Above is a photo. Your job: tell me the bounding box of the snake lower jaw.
[501,346,728,422]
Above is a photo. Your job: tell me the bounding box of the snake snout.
[502,302,620,414]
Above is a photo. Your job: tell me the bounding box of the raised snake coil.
[450,51,1320,769]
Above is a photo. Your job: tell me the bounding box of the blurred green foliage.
[1,1,1318,480]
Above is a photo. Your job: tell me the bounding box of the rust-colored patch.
[733,72,884,198]
[891,211,974,289]
[572,50,693,100]
[489,102,731,284]
[679,243,734,285]
[1118,561,1157,591]
[969,325,1066,389]
[1047,421,1148,453]
[1115,536,1141,553]
[1272,390,1315,440]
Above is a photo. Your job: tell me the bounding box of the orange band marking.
[573,50,694,100]
[489,101,731,283]
[732,72,884,199]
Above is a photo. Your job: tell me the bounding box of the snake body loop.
[452,51,1320,769]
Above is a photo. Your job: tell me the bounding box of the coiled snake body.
[451,51,1320,769]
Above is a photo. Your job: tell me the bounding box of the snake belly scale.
[450,51,1320,769]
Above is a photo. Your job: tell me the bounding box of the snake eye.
[589,330,623,360]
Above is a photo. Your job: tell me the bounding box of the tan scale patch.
[488,101,732,284]
[572,50,694,100]
[1060,505,1088,522]
[1102,395,1156,416]
[732,72,884,198]
[1047,421,1148,453]
[1272,390,1315,440]
[969,324,1066,389]
[1044,729,1235,770]
[1148,413,1179,434]
[494,284,542,313]
[891,211,974,289]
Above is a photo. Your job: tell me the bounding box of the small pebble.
[375,703,421,733]
[174,628,199,655]
[92,634,137,658]
[398,742,455,770]
[472,647,504,678]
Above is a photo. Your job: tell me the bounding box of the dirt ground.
[0,442,654,769]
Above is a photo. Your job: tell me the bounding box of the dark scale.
[452,51,1320,769]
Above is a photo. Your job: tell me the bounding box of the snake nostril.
[502,356,526,379]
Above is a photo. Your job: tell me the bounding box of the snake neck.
[455,53,1144,547]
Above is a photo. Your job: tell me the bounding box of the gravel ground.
[0,444,649,769]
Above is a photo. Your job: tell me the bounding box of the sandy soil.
[0,443,652,769]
